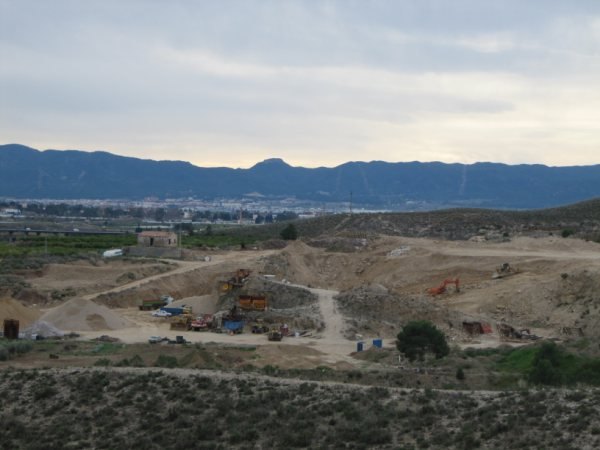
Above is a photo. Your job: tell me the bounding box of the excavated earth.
[3,232,600,365]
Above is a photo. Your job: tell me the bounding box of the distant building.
[0,208,21,217]
[137,231,178,247]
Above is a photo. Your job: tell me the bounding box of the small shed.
[137,231,178,247]
[462,321,493,336]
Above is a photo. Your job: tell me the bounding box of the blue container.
[223,320,244,331]
[372,338,383,348]
[161,307,184,316]
[357,341,364,352]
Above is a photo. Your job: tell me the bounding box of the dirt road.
[81,251,275,301]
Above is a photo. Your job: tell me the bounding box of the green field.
[0,234,137,257]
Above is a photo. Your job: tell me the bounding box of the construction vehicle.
[170,312,193,330]
[190,314,213,331]
[498,323,541,340]
[251,319,269,334]
[238,294,268,311]
[160,305,192,316]
[427,278,460,296]
[268,329,283,341]
[139,295,173,311]
[219,269,251,292]
[492,263,519,279]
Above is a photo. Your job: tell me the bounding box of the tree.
[528,341,563,385]
[280,224,298,240]
[396,321,449,362]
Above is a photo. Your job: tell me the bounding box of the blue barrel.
[372,338,383,348]
[357,341,364,352]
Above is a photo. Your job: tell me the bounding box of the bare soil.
[4,235,600,367]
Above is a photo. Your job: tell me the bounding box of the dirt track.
[8,234,600,367]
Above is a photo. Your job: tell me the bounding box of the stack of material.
[40,298,133,332]
[22,321,64,339]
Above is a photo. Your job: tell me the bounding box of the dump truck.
[139,295,173,311]
[238,294,268,311]
[160,305,192,316]
[170,314,193,330]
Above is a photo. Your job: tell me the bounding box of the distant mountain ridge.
[1,143,600,210]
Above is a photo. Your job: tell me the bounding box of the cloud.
[1,1,600,167]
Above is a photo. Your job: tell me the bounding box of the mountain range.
[1,144,600,210]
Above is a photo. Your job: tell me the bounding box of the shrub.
[280,224,298,241]
[396,321,450,362]
[528,342,563,385]
[94,358,111,367]
[155,355,178,368]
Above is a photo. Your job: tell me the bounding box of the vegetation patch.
[0,368,599,449]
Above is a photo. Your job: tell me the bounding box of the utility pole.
[350,191,353,215]
[178,220,182,248]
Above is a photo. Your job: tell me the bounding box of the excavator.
[492,262,519,279]
[427,278,460,296]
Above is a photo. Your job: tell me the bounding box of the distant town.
[0,196,376,229]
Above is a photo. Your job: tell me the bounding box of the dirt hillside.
[0,297,41,328]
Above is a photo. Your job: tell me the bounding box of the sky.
[1,0,600,168]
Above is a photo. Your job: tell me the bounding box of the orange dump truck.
[238,295,268,311]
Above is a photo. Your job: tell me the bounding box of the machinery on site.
[170,312,194,330]
[498,323,540,341]
[238,294,268,311]
[139,295,173,311]
[492,262,519,279]
[190,314,213,331]
[251,319,270,334]
[219,269,251,292]
[427,278,460,296]
[268,329,283,341]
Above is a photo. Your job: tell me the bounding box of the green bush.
[396,321,449,362]
[528,342,564,385]
[155,355,178,368]
[280,224,298,241]
[0,341,33,360]
[561,229,574,238]
[94,358,111,367]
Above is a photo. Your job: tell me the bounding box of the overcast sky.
[1,1,600,168]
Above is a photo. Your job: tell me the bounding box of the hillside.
[3,144,600,209]
[229,197,600,242]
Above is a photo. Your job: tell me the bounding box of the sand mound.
[0,297,42,328]
[40,298,133,332]
[22,320,64,338]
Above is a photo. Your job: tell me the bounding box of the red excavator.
[427,278,460,296]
